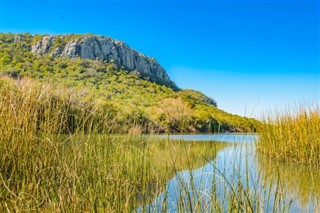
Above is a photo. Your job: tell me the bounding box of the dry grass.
[0,78,227,212]
[257,104,320,166]
[2,78,316,212]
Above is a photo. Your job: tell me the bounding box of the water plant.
[257,104,320,166]
[1,76,318,212]
[0,78,228,211]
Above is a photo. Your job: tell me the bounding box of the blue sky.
[1,0,319,118]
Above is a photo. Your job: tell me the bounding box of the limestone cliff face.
[31,34,177,88]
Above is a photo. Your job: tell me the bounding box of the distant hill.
[20,33,177,89]
[0,33,260,133]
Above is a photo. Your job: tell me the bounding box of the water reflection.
[161,133,258,143]
[140,134,319,212]
[135,138,228,208]
[257,157,320,212]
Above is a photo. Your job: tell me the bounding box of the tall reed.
[257,104,320,166]
[0,78,226,211]
[2,78,316,212]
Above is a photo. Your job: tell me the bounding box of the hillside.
[0,33,259,133]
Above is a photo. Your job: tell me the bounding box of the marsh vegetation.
[258,105,320,166]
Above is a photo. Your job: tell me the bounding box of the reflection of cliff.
[257,156,320,207]
[136,138,228,205]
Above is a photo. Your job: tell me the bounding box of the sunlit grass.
[0,79,226,211]
[257,104,320,166]
[1,78,318,212]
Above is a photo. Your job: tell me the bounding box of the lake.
[139,134,320,212]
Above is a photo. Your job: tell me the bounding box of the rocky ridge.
[30,34,176,88]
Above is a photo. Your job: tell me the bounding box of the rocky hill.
[0,33,259,133]
[26,34,177,89]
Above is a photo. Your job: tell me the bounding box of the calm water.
[140,134,320,212]
[159,133,258,143]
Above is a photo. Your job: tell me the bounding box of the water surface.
[159,133,257,143]
[140,134,320,212]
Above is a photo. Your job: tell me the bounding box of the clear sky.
[1,0,319,118]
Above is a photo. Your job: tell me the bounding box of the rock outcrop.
[31,34,177,89]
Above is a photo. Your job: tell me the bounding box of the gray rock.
[31,34,177,89]
[32,36,55,54]
[14,34,23,42]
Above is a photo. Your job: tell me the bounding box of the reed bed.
[0,78,226,211]
[1,78,315,212]
[257,104,320,166]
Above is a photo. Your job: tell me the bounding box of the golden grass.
[257,104,320,166]
[1,78,318,212]
[0,79,227,211]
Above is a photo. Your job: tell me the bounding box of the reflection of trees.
[257,156,320,207]
[137,139,228,206]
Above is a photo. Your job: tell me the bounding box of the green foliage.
[52,36,66,49]
[0,33,260,133]
[0,53,12,65]
[179,89,217,107]
[31,34,43,44]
